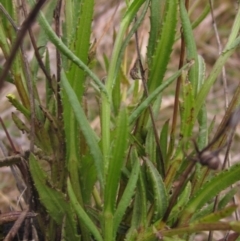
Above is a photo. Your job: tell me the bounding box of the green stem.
[101,21,126,240]
[104,211,114,241]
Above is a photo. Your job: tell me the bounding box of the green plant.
[1,0,240,240]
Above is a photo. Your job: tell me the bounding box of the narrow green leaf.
[147,0,165,66]
[179,0,199,95]
[179,163,240,225]
[104,108,128,213]
[13,70,30,109]
[63,0,82,48]
[67,179,103,241]
[126,160,147,240]
[80,153,97,204]
[112,74,121,115]
[0,18,10,57]
[11,112,29,134]
[103,54,109,72]
[145,129,156,165]
[113,156,140,235]
[102,104,129,241]
[145,159,168,222]
[160,120,169,164]
[190,189,237,223]
[192,205,237,224]
[7,94,30,119]
[196,55,206,93]
[191,3,210,30]
[196,55,207,150]
[168,182,191,225]
[148,0,178,94]
[29,154,64,224]
[164,153,183,191]
[197,104,208,150]
[180,71,195,149]
[66,0,94,99]
[61,71,103,186]
[132,174,147,227]
[190,189,236,223]
[218,188,237,210]
[191,202,214,223]
[0,0,16,43]
[0,1,14,25]
[225,3,240,49]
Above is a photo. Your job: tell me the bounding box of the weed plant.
[0,0,240,240]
